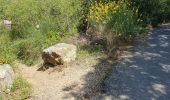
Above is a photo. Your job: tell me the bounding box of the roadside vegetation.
[0,0,170,99]
[1,76,31,100]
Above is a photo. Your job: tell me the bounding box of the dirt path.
[18,52,112,100]
[18,58,95,100]
[98,24,170,100]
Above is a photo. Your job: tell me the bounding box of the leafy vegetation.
[0,0,169,65]
[1,76,31,100]
[129,0,170,26]
[0,0,170,99]
[0,0,81,65]
[86,1,143,52]
[85,0,170,52]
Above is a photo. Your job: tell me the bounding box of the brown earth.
[17,52,115,100]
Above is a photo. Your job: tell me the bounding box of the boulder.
[42,43,77,66]
[0,64,14,90]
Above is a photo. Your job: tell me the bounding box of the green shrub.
[1,76,31,100]
[0,29,61,65]
[4,0,41,39]
[0,24,11,44]
[106,3,142,41]
[130,0,170,26]
[0,45,17,64]
[39,0,81,34]
[15,31,62,65]
[1,0,81,39]
[0,0,11,19]
[14,36,42,65]
[43,31,60,48]
[0,25,16,64]
[0,0,81,65]
[11,76,31,100]
[87,1,143,51]
[162,0,170,22]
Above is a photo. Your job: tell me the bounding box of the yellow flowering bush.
[87,1,143,52]
[88,1,121,23]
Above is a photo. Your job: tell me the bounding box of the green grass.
[1,76,31,100]
[77,44,104,58]
[0,0,81,66]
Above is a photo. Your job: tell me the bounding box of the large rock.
[0,64,14,90]
[42,43,77,66]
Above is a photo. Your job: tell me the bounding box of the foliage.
[0,45,16,64]
[4,0,41,39]
[0,26,16,64]
[77,44,104,58]
[78,0,104,33]
[0,0,81,65]
[16,39,42,65]
[11,76,31,100]
[106,2,142,40]
[15,31,61,65]
[87,1,143,51]
[1,76,31,100]
[0,0,170,65]
[88,1,120,24]
[0,24,11,44]
[0,0,81,39]
[130,0,170,26]
[39,0,81,34]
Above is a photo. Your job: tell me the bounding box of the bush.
[0,45,17,64]
[0,0,82,65]
[87,1,142,51]
[0,25,16,64]
[0,24,11,44]
[4,0,41,39]
[106,3,142,41]
[130,0,170,26]
[1,76,31,100]
[15,31,61,65]
[162,0,170,22]
[1,0,81,39]
[11,76,31,100]
[0,0,11,19]
[16,39,42,65]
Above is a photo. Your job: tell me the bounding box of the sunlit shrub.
[4,0,41,39]
[0,46,16,64]
[88,1,120,24]
[0,0,81,39]
[0,0,81,65]
[87,0,143,52]
[39,0,81,34]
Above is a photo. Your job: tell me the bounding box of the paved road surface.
[102,24,170,100]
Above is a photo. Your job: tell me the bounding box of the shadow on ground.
[99,23,170,100]
[61,23,170,100]
[61,55,117,100]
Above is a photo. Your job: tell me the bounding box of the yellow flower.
[88,1,121,24]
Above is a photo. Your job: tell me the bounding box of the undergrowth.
[0,0,81,65]
[1,76,31,100]
[77,44,104,58]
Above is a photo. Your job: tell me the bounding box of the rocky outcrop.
[42,43,77,66]
[0,64,14,90]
